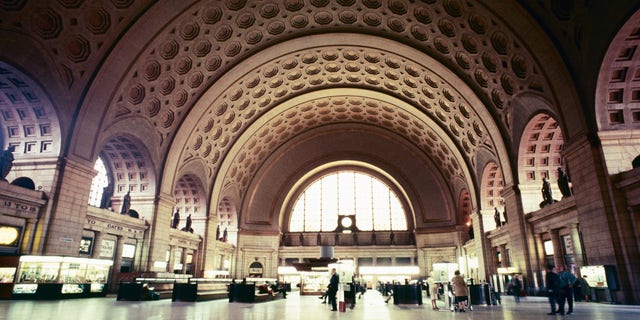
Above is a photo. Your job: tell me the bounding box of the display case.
[12,255,112,299]
[299,271,328,295]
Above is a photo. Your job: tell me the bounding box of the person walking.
[328,268,339,311]
[451,270,469,312]
[545,265,561,315]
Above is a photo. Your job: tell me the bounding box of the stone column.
[532,232,545,289]
[181,247,188,274]
[549,229,563,269]
[167,245,176,273]
[142,192,174,272]
[500,184,535,286]
[134,237,144,271]
[109,235,124,292]
[569,223,584,271]
[21,218,38,254]
[471,210,488,281]
[92,231,104,259]
[41,157,96,255]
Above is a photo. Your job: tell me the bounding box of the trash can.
[469,284,488,305]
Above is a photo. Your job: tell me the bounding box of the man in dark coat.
[545,265,561,315]
[328,268,339,311]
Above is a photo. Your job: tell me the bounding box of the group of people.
[545,264,590,315]
[424,270,469,312]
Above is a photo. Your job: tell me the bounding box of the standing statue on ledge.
[502,207,508,225]
[182,214,193,233]
[0,145,15,181]
[222,227,228,242]
[171,209,180,229]
[541,178,555,207]
[216,224,221,240]
[557,167,572,198]
[120,191,131,215]
[99,184,112,209]
[494,207,502,228]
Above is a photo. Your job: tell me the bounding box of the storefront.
[11,255,112,299]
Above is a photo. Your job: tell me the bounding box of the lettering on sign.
[3,200,38,212]
[100,239,115,258]
[107,223,123,231]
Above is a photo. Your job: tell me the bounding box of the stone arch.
[0,61,62,188]
[595,8,640,174]
[517,113,565,213]
[458,188,472,227]
[480,161,504,232]
[173,174,207,235]
[98,134,157,217]
[216,197,238,245]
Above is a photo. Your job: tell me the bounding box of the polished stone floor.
[1,290,639,320]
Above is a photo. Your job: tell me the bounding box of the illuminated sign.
[79,237,93,255]
[0,225,20,247]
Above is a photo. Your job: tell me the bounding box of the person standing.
[509,276,522,303]
[558,266,576,315]
[575,275,591,302]
[427,273,440,310]
[451,270,469,311]
[545,265,561,315]
[328,268,339,311]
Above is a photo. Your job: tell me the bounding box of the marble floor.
[1,290,639,320]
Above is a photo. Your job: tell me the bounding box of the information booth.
[580,265,619,303]
[11,255,112,299]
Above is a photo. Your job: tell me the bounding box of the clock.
[340,216,353,228]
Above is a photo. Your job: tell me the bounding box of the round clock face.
[340,216,353,228]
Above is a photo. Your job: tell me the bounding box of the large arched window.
[289,170,407,232]
[88,157,109,207]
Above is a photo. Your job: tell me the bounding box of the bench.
[229,282,286,303]
[117,278,187,301]
[172,279,230,302]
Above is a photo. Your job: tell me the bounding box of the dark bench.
[117,278,186,301]
[172,280,230,302]
[229,283,286,303]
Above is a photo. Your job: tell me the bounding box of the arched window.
[88,157,109,207]
[289,170,407,232]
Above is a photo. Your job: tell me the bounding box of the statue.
[494,207,502,228]
[502,207,508,224]
[0,145,15,181]
[181,214,193,233]
[557,167,572,198]
[299,233,304,245]
[541,178,555,207]
[317,233,321,245]
[120,191,131,215]
[390,231,395,245]
[99,185,112,209]
[171,209,180,229]
[353,232,358,245]
[371,232,376,245]
[216,224,221,240]
[222,227,228,242]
